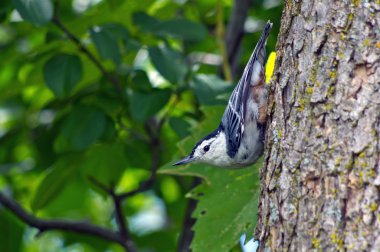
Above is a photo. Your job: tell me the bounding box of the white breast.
[250,61,263,86]
[233,120,263,167]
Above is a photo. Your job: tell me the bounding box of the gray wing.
[221,21,272,158]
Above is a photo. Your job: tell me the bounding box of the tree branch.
[86,117,165,248]
[0,192,128,249]
[225,0,251,79]
[216,0,232,82]
[117,95,179,199]
[111,191,138,252]
[112,192,128,238]
[88,176,112,194]
[87,177,138,252]
[119,118,162,200]
[84,103,172,247]
[52,0,123,94]
[177,178,201,252]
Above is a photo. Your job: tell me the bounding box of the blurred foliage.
[0,0,282,251]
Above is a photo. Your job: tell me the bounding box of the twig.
[89,97,174,244]
[216,0,232,82]
[159,94,179,129]
[225,0,251,79]
[118,95,179,200]
[177,178,201,252]
[0,192,128,249]
[87,177,138,252]
[112,192,128,238]
[112,190,137,252]
[88,176,112,193]
[52,1,123,94]
[119,118,162,200]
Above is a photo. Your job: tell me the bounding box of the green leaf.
[81,142,127,186]
[55,106,107,152]
[129,89,171,122]
[189,162,261,252]
[148,46,188,84]
[157,19,207,42]
[43,53,83,98]
[169,117,191,139]
[12,0,53,25]
[190,74,233,105]
[41,179,88,218]
[90,23,129,64]
[132,12,160,33]
[100,117,117,141]
[0,1,13,23]
[0,209,25,252]
[133,12,207,42]
[125,139,151,169]
[90,27,118,64]
[31,155,80,211]
[162,158,262,252]
[129,69,153,92]
[160,106,262,251]
[107,0,125,10]
[63,232,111,252]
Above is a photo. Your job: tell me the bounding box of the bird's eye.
[203,145,210,152]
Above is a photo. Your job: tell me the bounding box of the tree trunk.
[255,1,380,251]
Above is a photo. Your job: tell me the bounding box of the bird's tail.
[239,21,272,91]
[246,21,273,73]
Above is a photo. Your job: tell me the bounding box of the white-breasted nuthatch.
[174,21,272,168]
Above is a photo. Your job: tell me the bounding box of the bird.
[173,21,272,168]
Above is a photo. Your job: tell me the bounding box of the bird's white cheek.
[203,137,232,166]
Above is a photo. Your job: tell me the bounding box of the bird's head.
[173,128,228,167]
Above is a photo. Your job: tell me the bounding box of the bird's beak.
[173,156,195,166]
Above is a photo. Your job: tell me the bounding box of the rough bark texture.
[255,0,380,251]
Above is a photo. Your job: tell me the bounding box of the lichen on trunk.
[255,0,380,251]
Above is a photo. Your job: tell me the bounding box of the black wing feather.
[221,21,272,158]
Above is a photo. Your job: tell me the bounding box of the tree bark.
[255,1,380,251]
